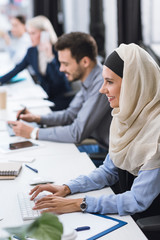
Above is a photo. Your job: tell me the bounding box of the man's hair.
[55,32,98,63]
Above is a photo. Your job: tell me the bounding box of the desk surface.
[0,152,147,240]
[0,52,147,240]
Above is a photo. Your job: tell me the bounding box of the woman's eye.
[108,80,113,84]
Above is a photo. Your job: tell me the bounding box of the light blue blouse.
[66,154,160,216]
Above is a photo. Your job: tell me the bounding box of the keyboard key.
[17,192,41,220]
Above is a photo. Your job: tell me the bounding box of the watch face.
[80,198,87,212]
[81,203,87,210]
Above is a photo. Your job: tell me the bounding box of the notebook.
[0,162,22,179]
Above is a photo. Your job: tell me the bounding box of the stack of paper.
[8,99,54,111]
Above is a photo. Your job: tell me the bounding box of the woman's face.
[10,18,25,38]
[99,66,122,108]
[27,26,41,46]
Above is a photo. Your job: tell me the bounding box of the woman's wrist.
[70,198,83,212]
[47,54,54,63]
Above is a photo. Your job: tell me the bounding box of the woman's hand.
[30,184,71,200]
[39,42,54,60]
[33,195,82,214]
[16,108,41,123]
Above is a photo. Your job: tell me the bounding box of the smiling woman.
[100,66,122,108]
[99,50,123,108]
[28,44,160,236]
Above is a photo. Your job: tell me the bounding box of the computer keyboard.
[17,192,41,220]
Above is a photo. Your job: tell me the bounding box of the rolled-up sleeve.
[66,155,160,215]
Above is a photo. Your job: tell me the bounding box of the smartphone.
[9,141,38,150]
[40,31,50,43]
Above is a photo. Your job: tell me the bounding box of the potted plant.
[0,213,63,240]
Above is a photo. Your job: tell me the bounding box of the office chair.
[135,187,160,240]
[76,139,107,167]
[136,216,160,240]
[136,215,160,232]
[88,152,107,168]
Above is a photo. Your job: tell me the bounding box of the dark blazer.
[0,46,72,110]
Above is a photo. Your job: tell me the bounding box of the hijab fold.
[109,43,160,176]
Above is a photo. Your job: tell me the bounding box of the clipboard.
[59,212,127,240]
[87,214,127,240]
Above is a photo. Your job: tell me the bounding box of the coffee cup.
[0,87,7,110]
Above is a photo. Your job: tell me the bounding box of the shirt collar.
[81,63,102,89]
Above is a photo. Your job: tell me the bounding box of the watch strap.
[30,127,39,140]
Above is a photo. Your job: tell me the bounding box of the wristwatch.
[30,127,39,140]
[80,198,87,213]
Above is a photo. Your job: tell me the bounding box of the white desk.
[0,152,147,240]
[0,53,147,239]
[0,51,52,120]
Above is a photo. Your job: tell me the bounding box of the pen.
[25,164,38,173]
[17,106,26,120]
[75,226,90,231]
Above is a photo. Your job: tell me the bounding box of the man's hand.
[7,120,34,138]
[16,108,41,123]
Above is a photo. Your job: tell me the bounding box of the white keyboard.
[17,192,41,220]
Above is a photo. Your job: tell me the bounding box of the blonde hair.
[26,15,57,44]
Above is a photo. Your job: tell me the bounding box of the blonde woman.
[0,15,71,110]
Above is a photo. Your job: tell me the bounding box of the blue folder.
[87,214,127,240]
[9,75,26,84]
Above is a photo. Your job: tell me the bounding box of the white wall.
[62,0,90,33]
[141,0,160,44]
[103,0,118,56]
[62,0,118,57]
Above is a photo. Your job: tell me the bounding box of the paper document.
[8,156,35,163]
[59,212,127,240]
[0,121,7,131]
[9,99,54,111]
[7,83,48,100]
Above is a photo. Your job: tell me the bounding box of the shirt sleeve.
[38,88,110,143]
[66,154,160,215]
[0,50,29,85]
[39,90,83,126]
